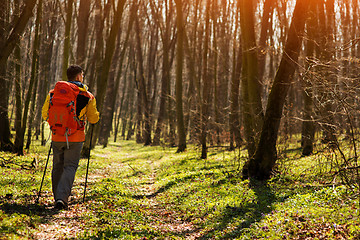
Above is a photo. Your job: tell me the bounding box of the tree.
[243,0,310,180]
[0,0,37,151]
[239,0,264,158]
[62,0,74,80]
[301,0,317,156]
[174,0,187,152]
[151,0,175,146]
[76,0,90,66]
[82,0,127,156]
[200,0,212,159]
[33,0,59,146]
[229,2,242,150]
[134,3,151,146]
[25,0,43,151]
[318,0,337,146]
[98,1,136,147]
[258,0,275,85]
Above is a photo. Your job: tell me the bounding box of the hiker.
[42,65,99,210]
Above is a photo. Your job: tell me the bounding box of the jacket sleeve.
[86,98,100,124]
[42,94,50,121]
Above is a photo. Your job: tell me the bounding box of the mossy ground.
[0,138,359,239]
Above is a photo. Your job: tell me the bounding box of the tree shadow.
[199,179,288,239]
[0,191,63,213]
[132,175,196,200]
[0,197,59,220]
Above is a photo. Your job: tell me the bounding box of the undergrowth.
[0,138,360,239]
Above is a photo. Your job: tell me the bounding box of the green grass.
[1,138,360,239]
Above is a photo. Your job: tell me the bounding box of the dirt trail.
[32,159,201,239]
[136,162,201,239]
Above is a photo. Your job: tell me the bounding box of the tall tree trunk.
[301,0,317,156]
[258,0,275,84]
[152,0,175,146]
[12,0,23,154]
[212,0,220,145]
[229,4,241,150]
[97,0,137,146]
[0,0,37,151]
[76,0,90,66]
[87,0,105,91]
[229,43,242,150]
[126,75,135,141]
[216,0,231,145]
[13,0,41,154]
[243,0,309,180]
[62,0,74,80]
[152,30,171,145]
[200,0,211,159]
[82,0,127,157]
[185,0,201,143]
[134,12,151,146]
[14,15,41,154]
[239,0,264,158]
[25,0,42,150]
[318,0,337,147]
[14,44,22,153]
[174,0,187,152]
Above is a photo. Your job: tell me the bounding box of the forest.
[0,0,360,238]
[1,0,359,177]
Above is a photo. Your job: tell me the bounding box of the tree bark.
[301,0,317,156]
[318,0,337,147]
[229,5,241,150]
[134,10,151,146]
[12,0,23,154]
[98,3,135,147]
[174,0,187,152]
[76,0,90,66]
[258,0,275,84]
[151,0,174,146]
[82,0,127,157]
[62,0,74,80]
[25,0,42,151]
[229,42,242,150]
[200,0,211,159]
[239,0,264,158]
[14,0,41,154]
[243,0,309,180]
[0,0,37,151]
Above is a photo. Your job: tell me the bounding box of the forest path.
[31,150,201,239]
[130,159,201,239]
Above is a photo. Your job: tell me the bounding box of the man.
[42,65,99,210]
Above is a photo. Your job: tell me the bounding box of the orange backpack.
[48,81,81,137]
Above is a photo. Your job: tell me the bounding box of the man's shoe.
[55,199,67,210]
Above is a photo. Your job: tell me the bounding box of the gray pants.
[52,141,83,204]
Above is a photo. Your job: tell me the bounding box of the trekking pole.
[83,124,94,203]
[36,143,52,204]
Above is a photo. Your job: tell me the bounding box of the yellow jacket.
[42,82,99,142]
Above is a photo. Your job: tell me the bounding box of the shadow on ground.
[199,179,288,239]
[0,194,59,218]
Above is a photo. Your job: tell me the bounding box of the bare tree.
[62,0,74,80]
[239,0,264,158]
[0,0,37,151]
[76,0,90,66]
[134,4,151,146]
[174,0,187,152]
[243,0,310,180]
[200,0,212,159]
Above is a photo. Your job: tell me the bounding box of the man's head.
[67,65,84,82]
